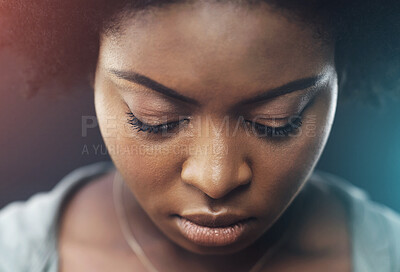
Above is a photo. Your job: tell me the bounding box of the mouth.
[172,213,256,247]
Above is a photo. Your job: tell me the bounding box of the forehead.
[98,1,335,104]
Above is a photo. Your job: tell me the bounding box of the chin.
[178,237,258,255]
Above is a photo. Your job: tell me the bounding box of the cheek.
[95,80,185,215]
[250,87,336,217]
[115,139,183,211]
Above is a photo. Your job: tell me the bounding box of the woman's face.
[94,1,337,255]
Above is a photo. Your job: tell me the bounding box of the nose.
[180,120,252,199]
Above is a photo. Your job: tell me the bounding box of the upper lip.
[177,213,254,227]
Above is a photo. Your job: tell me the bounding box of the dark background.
[1,48,399,212]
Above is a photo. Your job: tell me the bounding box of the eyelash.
[126,112,189,134]
[244,117,303,137]
[126,112,303,137]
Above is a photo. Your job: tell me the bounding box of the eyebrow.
[108,69,324,106]
[239,75,324,106]
[109,69,201,106]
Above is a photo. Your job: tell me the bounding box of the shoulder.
[58,167,120,247]
[0,161,115,272]
[349,191,400,272]
[0,189,60,271]
[310,169,400,272]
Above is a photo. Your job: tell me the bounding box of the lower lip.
[175,216,252,247]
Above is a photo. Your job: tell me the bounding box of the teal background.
[317,96,400,211]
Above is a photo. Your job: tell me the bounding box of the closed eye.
[244,116,303,137]
[126,112,189,134]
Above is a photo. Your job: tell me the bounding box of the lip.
[173,213,255,247]
[179,213,253,227]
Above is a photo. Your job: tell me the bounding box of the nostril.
[204,181,251,202]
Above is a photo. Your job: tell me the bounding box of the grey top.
[0,161,399,272]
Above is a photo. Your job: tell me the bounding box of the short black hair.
[1,0,399,105]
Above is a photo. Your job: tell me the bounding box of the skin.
[58,1,351,271]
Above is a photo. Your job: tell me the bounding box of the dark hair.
[1,0,399,105]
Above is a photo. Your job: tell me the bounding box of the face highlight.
[94,1,337,255]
